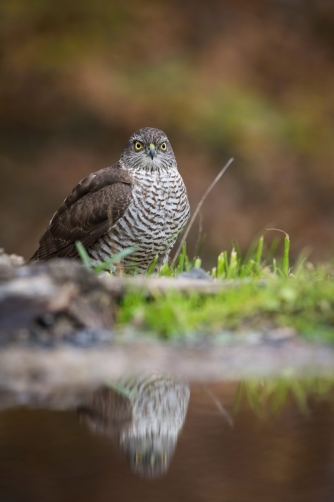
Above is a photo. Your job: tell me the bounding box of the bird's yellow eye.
[135,453,141,465]
[160,142,167,151]
[135,141,143,151]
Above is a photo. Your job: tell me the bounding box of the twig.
[202,384,234,427]
[172,157,234,265]
[194,209,203,257]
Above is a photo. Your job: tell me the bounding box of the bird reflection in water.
[77,372,190,478]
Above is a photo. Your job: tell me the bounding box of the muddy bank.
[0,338,334,396]
[1,254,334,396]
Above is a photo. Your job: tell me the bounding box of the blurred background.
[1,0,334,267]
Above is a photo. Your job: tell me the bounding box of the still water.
[0,377,334,502]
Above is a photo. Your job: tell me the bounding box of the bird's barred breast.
[87,168,189,272]
[117,372,190,438]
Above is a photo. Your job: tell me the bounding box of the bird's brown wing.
[30,164,132,261]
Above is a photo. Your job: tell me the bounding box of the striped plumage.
[30,127,190,273]
[78,372,190,478]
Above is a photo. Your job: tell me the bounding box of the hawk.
[30,128,190,273]
[77,372,190,478]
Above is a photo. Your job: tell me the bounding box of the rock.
[0,250,23,282]
[0,259,114,346]
[176,267,213,281]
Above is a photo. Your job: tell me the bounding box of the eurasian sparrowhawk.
[78,372,190,478]
[30,128,190,273]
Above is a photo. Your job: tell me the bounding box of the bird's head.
[120,127,177,172]
[120,434,177,478]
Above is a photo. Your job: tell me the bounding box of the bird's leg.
[115,261,124,276]
[155,246,173,272]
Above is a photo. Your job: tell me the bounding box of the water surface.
[0,379,334,502]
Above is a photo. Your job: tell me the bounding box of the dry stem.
[172,157,234,265]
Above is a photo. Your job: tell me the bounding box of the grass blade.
[172,157,234,265]
[147,255,159,275]
[93,247,137,273]
[256,236,264,266]
[75,241,92,269]
[283,235,290,277]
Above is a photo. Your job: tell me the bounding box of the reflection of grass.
[233,378,334,417]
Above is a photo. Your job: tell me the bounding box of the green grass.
[75,241,137,273]
[76,236,334,342]
[117,270,334,340]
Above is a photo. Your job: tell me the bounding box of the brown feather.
[30,164,132,261]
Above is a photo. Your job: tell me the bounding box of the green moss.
[116,237,334,341]
[116,274,334,340]
[76,235,334,342]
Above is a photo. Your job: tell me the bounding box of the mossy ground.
[77,237,334,342]
[116,271,334,341]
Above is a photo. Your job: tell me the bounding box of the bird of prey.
[77,372,190,478]
[30,127,190,273]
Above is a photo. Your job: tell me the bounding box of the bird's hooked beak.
[148,143,156,160]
